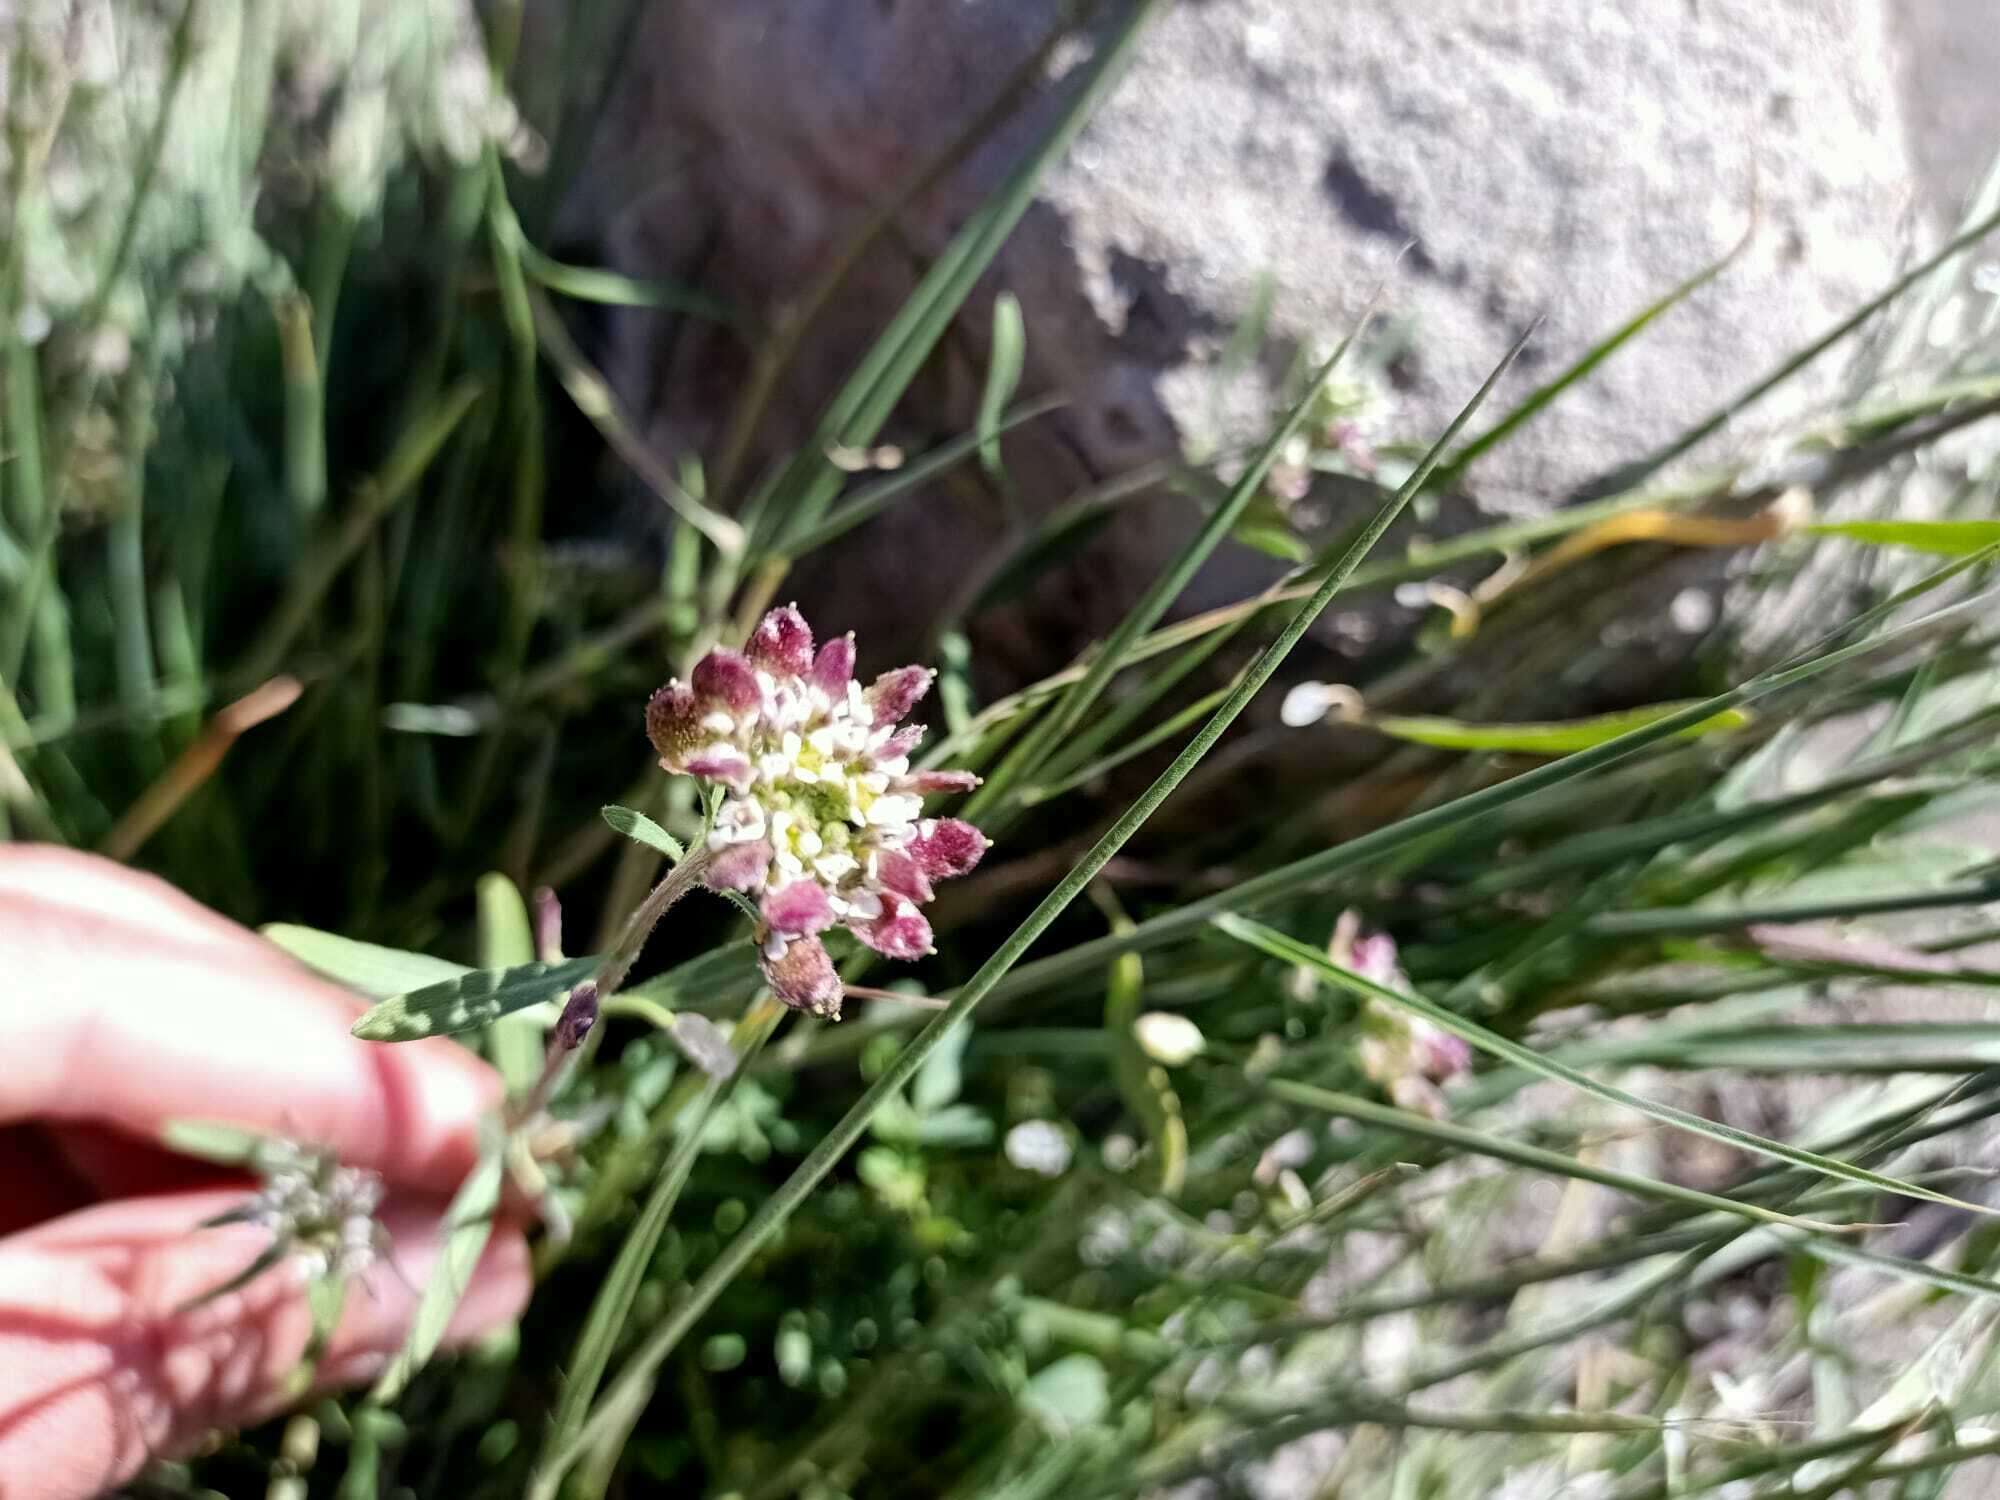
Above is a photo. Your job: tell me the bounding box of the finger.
[0,845,273,961]
[0,848,501,1196]
[0,1187,529,1500]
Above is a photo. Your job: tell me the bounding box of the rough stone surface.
[549,0,1992,704]
[1042,0,1923,498]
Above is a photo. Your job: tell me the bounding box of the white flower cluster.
[240,1142,388,1281]
[649,605,988,1017]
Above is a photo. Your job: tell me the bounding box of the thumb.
[0,1188,528,1500]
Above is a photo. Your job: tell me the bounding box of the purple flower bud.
[809,632,856,696]
[880,725,924,759]
[865,666,933,726]
[707,840,774,891]
[858,903,933,960]
[763,880,836,936]
[684,744,754,790]
[762,934,843,1018]
[746,604,816,677]
[645,681,700,763]
[692,649,762,714]
[908,818,987,879]
[555,980,600,1051]
[874,849,934,906]
[910,769,980,795]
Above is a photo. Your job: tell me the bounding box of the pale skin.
[0,847,530,1500]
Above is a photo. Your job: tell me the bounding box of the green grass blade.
[1439,217,1751,481]
[963,293,1395,823]
[477,873,544,1095]
[352,957,601,1042]
[526,299,1541,1500]
[1587,880,2000,937]
[547,1002,782,1454]
[978,292,1026,480]
[370,1146,504,1403]
[981,561,2000,1008]
[1574,200,2000,498]
[1264,1079,1829,1232]
[1806,518,2000,556]
[518,238,740,324]
[1217,913,1996,1218]
[1367,702,1750,754]
[773,398,1064,559]
[747,0,1169,547]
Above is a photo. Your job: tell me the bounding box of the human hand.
[0,846,529,1500]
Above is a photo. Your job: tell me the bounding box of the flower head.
[648,605,989,1018]
[212,1142,389,1284]
[1336,915,1472,1120]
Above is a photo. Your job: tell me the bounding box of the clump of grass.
[11,8,2000,1499]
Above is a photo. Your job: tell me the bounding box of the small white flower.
[1134,1012,1206,1067]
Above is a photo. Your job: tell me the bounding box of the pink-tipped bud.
[763,935,843,1018]
[859,904,933,961]
[746,604,816,677]
[684,745,754,790]
[874,849,934,906]
[763,880,836,936]
[865,666,933,726]
[908,818,987,879]
[809,632,856,696]
[706,840,774,892]
[880,725,925,760]
[692,649,762,714]
[910,769,980,795]
[646,681,700,763]
[534,886,564,962]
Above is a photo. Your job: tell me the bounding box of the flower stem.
[595,844,713,999]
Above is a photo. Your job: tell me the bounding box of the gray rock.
[546,0,1990,695]
[1043,0,1927,497]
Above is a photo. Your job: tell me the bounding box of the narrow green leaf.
[978,292,1026,479]
[965,284,1389,824]
[160,1118,269,1166]
[547,1003,781,1454]
[1806,518,2000,556]
[1573,200,2000,499]
[262,924,468,999]
[1216,913,1996,1218]
[370,1148,503,1403]
[1367,702,1750,754]
[776,399,1063,559]
[351,957,600,1042]
[984,562,2000,1008]
[748,0,1168,550]
[1587,879,2000,937]
[477,874,543,1095]
[1439,218,1751,480]
[1266,1079,1844,1234]
[517,239,739,324]
[601,804,685,862]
